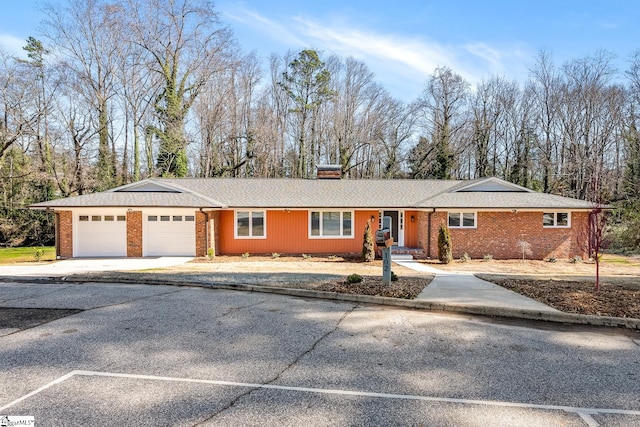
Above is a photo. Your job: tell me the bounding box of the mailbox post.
[376,216,393,285]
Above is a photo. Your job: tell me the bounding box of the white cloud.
[0,34,27,58]
[222,7,532,101]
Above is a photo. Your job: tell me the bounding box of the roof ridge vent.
[316,164,342,179]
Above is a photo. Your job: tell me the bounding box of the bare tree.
[577,179,610,291]
[413,66,469,179]
[125,0,235,177]
[42,0,123,190]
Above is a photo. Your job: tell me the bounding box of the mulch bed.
[316,276,432,299]
[480,276,640,318]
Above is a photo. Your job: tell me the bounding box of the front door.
[382,210,401,246]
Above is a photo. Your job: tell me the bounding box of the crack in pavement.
[193,303,359,426]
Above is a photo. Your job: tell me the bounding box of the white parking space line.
[0,371,76,412]
[3,370,640,425]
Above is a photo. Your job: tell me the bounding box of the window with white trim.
[235,211,265,238]
[543,212,570,228]
[310,211,353,238]
[448,212,476,228]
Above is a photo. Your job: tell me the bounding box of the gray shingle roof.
[30,177,596,210]
[161,178,457,208]
[420,191,595,209]
[30,191,224,208]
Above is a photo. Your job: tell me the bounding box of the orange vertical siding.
[219,209,378,255]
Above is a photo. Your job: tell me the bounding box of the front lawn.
[0,246,56,264]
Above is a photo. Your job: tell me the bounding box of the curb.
[1,275,639,330]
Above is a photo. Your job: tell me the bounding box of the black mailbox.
[375,229,391,246]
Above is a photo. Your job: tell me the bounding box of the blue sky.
[0,0,637,101]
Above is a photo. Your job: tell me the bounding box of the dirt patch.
[478,275,640,318]
[419,254,640,276]
[75,256,433,299]
[316,276,431,299]
[0,308,82,330]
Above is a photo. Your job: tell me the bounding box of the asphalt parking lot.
[1,280,639,426]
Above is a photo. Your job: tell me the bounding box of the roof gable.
[110,179,182,193]
[452,177,533,193]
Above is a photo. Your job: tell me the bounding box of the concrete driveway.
[1,281,639,426]
[0,257,193,277]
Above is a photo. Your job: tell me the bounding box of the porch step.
[377,246,426,260]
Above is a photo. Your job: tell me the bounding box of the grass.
[0,247,56,264]
[601,253,640,266]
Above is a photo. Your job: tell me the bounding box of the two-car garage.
[73,209,196,257]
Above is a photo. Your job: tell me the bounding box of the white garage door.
[76,214,127,257]
[144,213,196,256]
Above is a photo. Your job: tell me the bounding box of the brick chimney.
[316,164,342,179]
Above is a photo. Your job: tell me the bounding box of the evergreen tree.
[437,223,453,264]
[362,220,375,262]
[279,49,335,178]
[623,122,640,199]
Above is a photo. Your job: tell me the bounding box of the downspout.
[427,208,435,258]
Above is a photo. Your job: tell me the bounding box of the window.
[310,211,353,238]
[543,212,570,228]
[91,215,101,221]
[173,216,182,221]
[79,215,89,221]
[117,216,126,221]
[104,215,114,221]
[448,212,476,228]
[185,215,195,222]
[160,216,170,222]
[148,215,158,221]
[235,211,265,238]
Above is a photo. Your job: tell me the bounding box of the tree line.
[1,0,639,250]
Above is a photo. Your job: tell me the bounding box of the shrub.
[241,252,250,258]
[437,223,453,264]
[547,257,557,263]
[362,220,375,262]
[483,254,493,261]
[302,253,312,259]
[33,247,45,262]
[460,252,471,262]
[390,271,398,282]
[570,255,582,264]
[207,248,215,260]
[346,273,363,284]
[271,252,280,259]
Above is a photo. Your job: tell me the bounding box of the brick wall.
[126,211,143,257]
[195,211,207,257]
[420,211,588,260]
[211,211,221,256]
[57,210,73,258]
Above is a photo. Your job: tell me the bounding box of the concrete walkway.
[394,259,560,313]
[0,257,194,277]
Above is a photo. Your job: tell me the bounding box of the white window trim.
[309,210,354,239]
[447,211,477,229]
[234,210,267,239]
[542,212,571,228]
